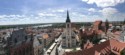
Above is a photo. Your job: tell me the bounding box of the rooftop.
[64,39,125,55]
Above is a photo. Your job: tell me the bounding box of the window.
[62,37,66,39]
[67,24,70,28]
[72,36,75,39]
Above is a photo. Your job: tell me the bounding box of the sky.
[0,0,125,25]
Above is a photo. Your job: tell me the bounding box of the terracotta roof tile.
[83,39,125,55]
[64,39,125,55]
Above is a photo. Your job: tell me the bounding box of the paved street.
[44,33,62,55]
[50,43,57,55]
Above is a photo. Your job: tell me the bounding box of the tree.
[92,34,101,44]
[121,49,125,55]
[73,48,77,52]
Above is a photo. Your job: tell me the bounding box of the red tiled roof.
[64,39,125,55]
[83,39,125,55]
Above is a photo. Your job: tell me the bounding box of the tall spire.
[66,10,71,23]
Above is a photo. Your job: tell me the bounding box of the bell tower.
[62,10,76,48]
[66,10,71,39]
[66,10,72,48]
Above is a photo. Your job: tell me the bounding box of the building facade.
[33,34,44,55]
[8,29,33,55]
[0,31,10,55]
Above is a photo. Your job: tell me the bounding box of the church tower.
[66,11,71,41]
[66,11,72,47]
[62,11,77,48]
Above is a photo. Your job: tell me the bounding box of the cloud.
[0,15,26,21]
[88,8,96,12]
[81,0,125,7]
[0,8,66,25]
[50,9,66,13]
[38,13,56,17]
[0,7,124,25]
[111,13,125,21]
[0,15,7,19]
[99,7,118,17]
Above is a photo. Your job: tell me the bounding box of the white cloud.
[52,9,65,12]
[88,8,96,12]
[0,8,124,25]
[82,0,88,2]
[81,0,125,7]
[99,7,118,17]
[70,11,104,22]
[0,15,7,19]
[0,15,26,19]
[38,13,56,17]
[0,15,27,21]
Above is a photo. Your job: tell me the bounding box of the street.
[44,33,62,55]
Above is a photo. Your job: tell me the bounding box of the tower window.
[67,24,70,28]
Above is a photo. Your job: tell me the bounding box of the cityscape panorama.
[0,0,125,55]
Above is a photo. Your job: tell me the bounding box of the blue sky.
[0,0,125,25]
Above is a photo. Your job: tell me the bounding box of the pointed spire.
[66,10,71,23]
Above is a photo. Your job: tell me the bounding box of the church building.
[62,11,77,48]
